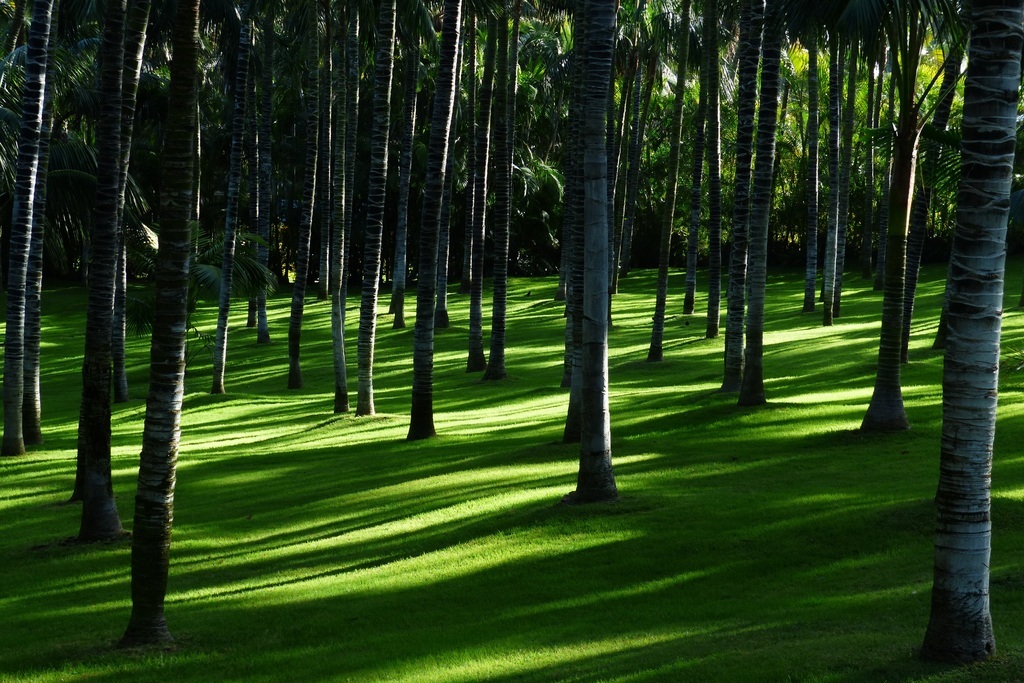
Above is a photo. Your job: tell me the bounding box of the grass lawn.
[3,262,1024,682]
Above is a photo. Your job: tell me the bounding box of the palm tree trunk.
[822,33,842,326]
[245,55,259,329]
[77,0,127,541]
[874,54,894,292]
[859,50,876,280]
[435,28,466,330]
[737,0,782,407]
[921,1,1022,660]
[704,0,723,339]
[331,7,349,415]
[683,55,707,316]
[832,39,858,318]
[119,0,201,644]
[255,12,273,344]
[459,14,476,295]
[647,0,691,362]
[2,0,52,457]
[802,37,819,312]
[565,0,617,505]
[316,16,333,302]
[356,0,397,414]
[900,49,961,363]
[390,42,419,329]
[616,0,646,283]
[408,0,463,440]
[341,11,358,342]
[211,8,253,395]
[286,9,320,390]
[722,0,763,389]
[467,17,496,373]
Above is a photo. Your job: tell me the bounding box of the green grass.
[4,263,1024,682]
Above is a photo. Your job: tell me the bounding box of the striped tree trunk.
[316,15,333,303]
[331,7,349,415]
[459,14,476,296]
[832,39,858,318]
[255,11,273,344]
[683,55,707,316]
[390,42,419,329]
[821,33,842,326]
[859,49,876,280]
[245,52,259,329]
[341,12,358,342]
[874,54,894,292]
[616,0,646,282]
[802,37,819,312]
[704,0,723,339]
[434,28,465,330]
[921,0,1023,660]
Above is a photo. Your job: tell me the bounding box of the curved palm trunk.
[119,0,201,645]
[459,14,476,296]
[683,60,707,316]
[2,0,52,457]
[112,0,152,403]
[211,10,253,395]
[77,0,127,540]
[356,0,397,415]
[286,11,320,390]
[565,0,617,505]
[802,38,820,312]
[921,1,1022,660]
[408,0,463,440]
[704,0,722,339]
[900,50,960,363]
[390,44,419,329]
[255,12,273,344]
[646,0,691,362]
[832,40,858,318]
[616,0,647,282]
[23,12,56,446]
[821,33,842,326]
[467,18,496,373]
[722,0,763,389]
[434,29,465,330]
[737,0,782,408]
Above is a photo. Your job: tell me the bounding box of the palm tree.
[647,0,691,363]
[356,0,398,415]
[77,0,127,541]
[331,6,350,415]
[255,12,273,345]
[408,0,463,440]
[2,0,53,457]
[211,6,253,395]
[565,0,616,505]
[682,43,707,316]
[821,32,841,326]
[390,39,420,330]
[802,36,820,312]
[459,13,477,296]
[831,38,858,317]
[858,44,877,280]
[616,0,647,282]
[316,12,333,303]
[873,45,893,293]
[703,0,723,339]
[722,0,764,390]
[920,0,1023,661]
[737,0,782,407]
[286,5,320,390]
[120,0,202,646]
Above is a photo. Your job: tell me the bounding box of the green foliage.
[4,265,1024,680]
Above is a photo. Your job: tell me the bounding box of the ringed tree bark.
[565,0,617,505]
[683,50,707,316]
[255,11,274,345]
[331,6,350,415]
[802,36,819,313]
[390,40,420,329]
[831,38,858,318]
[703,0,723,340]
[356,0,398,415]
[459,13,476,296]
[2,0,53,457]
[120,0,202,646]
[408,0,463,441]
[821,32,842,326]
[316,14,333,303]
[920,0,1023,661]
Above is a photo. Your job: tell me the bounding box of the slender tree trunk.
[459,14,476,296]
[356,0,397,414]
[722,0,763,389]
[286,10,320,390]
[647,0,691,362]
[342,12,359,346]
[859,50,876,280]
[331,8,349,415]
[874,54,895,292]
[737,0,782,407]
[2,0,52,457]
[316,16,333,302]
[245,51,259,329]
[119,0,201,644]
[704,0,723,339]
[467,17,496,373]
[255,12,273,344]
[832,39,858,318]
[616,0,646,282]
[822,33,842,326]
[211,9,253,395]
[683,57,707,316]
[408,0,463,440]
[435,28,465,330]
[921,1,1022,660]
[802,38,819,312]
[566,0,617,505]
[77,0,127,541]
[390,42,419,328]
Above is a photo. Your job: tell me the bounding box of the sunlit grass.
[2,262,1024,682]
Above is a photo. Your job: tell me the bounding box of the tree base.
[921,620,995,664]
[287,363,303,390]
[482,364,506,381]
[802,301,814,313]
[646,347,663,362]
[466,351,486,373]
[434,309,449,329]
[121,612,173,648]
[334,390,349,414]
[861,391,910,432]
[2,437,25,457]
[257,331,271,344]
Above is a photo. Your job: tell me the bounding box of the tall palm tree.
[408,0,463,440]
[821,32,842,326]
[77,0,127,541]
[356,0,398,415]
[704,0,723,339]
[737,0,782,407]
[2,0,53,457]
[390,39,420,329]
[858,44,877,280]
[255,11,273,345]
[647,0,691,363]
[683,43,707,316]
[873,45,893,293]
[831,38,858,317]
[616,0,647,282]
[120,0,202,646]
[566,0,616,505]
[316,11,333,303]
[211,7,253,395]
[722,0,764,390]
[459,13,477,296]
[331,6,350,415]
[920,0,1023,661]
[286,6,320,390]
[802,36,820,312]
